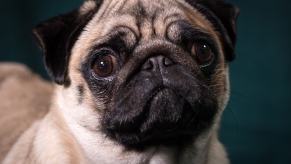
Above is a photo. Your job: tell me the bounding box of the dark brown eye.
[92,51,117,78]
[191,42,214,67]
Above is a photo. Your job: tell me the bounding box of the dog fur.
[0,0,239,163]
[0,63,53,162]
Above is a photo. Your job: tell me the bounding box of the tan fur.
[1,0,232,163]
[79,0,97,15]
[0,63,53,162]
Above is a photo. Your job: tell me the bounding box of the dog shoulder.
[0,62,54,162]
[0,62,32,80]
[2,121,41,164]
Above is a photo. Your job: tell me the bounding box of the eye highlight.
[191,42,215,67]
[91,49,118,78]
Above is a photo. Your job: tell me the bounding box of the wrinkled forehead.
[83,0,214,39]
[69,0,224,88]
[71,0,220,64]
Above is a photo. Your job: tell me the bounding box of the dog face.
[33,0,238,149]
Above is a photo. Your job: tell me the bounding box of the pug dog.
[2,0,239,163]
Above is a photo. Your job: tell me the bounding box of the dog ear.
[33,0,102,85]
[185,0,239,61]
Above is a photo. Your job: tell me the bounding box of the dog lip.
[109,97,196,148]
[144,86,168,108]
[103,80,218,148]
[105,86,183,133]
[142,86,182,116]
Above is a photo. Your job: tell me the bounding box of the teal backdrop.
[0,0,290,163]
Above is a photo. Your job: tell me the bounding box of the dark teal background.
[0,0,290,163]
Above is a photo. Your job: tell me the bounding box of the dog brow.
[164,13,184,25]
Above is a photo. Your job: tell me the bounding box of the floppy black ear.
[186,0,239,61]
[33,0,102,85]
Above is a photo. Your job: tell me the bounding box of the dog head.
[33,0,239,149]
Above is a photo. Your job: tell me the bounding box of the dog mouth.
[102,86,204,148]
[139,87,197,142]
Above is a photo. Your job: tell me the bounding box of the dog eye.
[191,42,214,67]
[92,50,117,78]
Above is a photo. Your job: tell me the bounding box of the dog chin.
[101,86,217,149]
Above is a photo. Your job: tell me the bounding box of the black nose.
[142,56,174,71]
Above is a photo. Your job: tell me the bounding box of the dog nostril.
[142,56,175,71]
[142,59,154,70]
[163,57,174,66]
